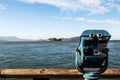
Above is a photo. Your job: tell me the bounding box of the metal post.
[83,72,99,80]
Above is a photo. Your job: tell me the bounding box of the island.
[45,38,62,41]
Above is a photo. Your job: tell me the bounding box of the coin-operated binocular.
[75,30,111,80]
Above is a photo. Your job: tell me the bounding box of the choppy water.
[0,41,119,80]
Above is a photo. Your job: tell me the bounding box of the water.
[0,41,77,69]
[0,41,119,80]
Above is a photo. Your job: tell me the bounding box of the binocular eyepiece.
[75,30,111,75]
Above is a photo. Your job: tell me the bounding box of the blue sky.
[0,0,120,40]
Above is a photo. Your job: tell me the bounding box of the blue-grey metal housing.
[76,30,111,74]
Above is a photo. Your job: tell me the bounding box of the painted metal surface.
[76,30,111,74]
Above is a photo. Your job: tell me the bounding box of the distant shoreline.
[0,40,119,43]
[0,36,120,42]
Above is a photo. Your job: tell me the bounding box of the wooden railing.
[0,68,120,80]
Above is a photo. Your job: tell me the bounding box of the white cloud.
[115,5,120,12]
[18,0,120,14]
[75,17,85,21]
[18,0,108,14]
[104,20,120,25]
[106,0,120,12]
[86,19,100,23]
[75,17,100,23]
[0,3,7,10]
[75,17,120,25]
[55,16,120,25]
[78,0,108,14]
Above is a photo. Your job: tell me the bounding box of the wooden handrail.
[0,68,120,79]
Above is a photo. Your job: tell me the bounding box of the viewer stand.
[83,72,99,80]
[75,30,111,80]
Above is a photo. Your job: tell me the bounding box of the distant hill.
[0,36,118,42]
[0,36,29,42]
[0,36,80,42]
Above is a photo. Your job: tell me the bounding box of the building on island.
[46,38,62,41]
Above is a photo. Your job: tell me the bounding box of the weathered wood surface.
[0,69,120,79]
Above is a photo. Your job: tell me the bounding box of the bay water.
[0,41,119,80]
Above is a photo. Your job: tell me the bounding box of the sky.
[0,0,120,40]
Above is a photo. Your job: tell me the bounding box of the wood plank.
[101,68,120,78]
[0,69,120,79]
[0,69,82,78]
